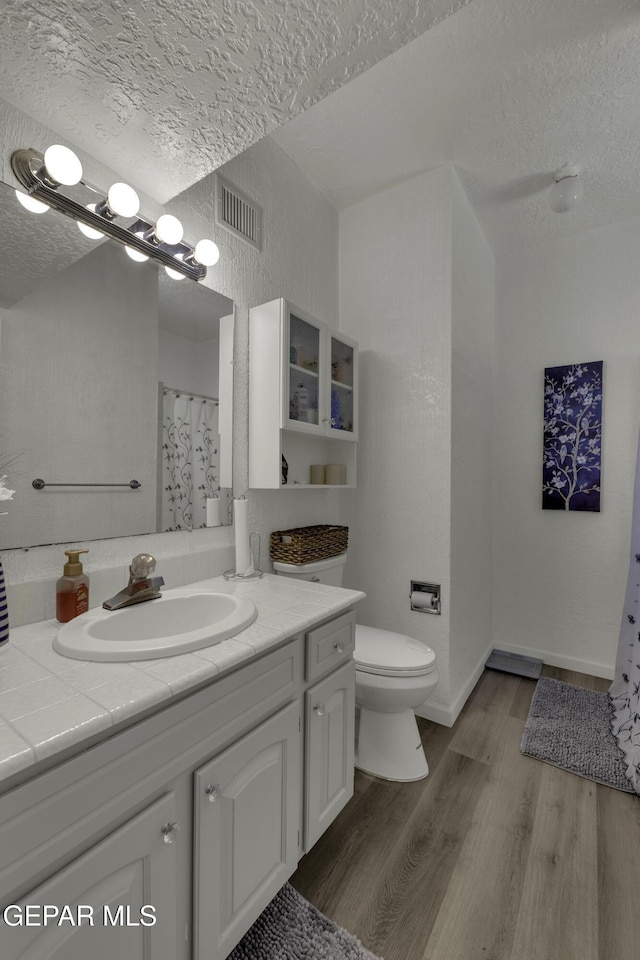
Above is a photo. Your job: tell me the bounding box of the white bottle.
[297,383,308,421]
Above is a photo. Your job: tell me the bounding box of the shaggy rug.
[228,883,382,960]
[521,677,634,793]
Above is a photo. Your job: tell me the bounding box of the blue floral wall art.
[542,361,603,512]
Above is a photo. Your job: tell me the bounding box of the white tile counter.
[0,574,364,790]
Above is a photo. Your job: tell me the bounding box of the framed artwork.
[542,360,603,512]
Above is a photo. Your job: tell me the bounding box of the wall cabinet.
[249,298,359,488]
[0,609,356,960]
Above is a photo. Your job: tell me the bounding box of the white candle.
[206,497,221,527]
[233,498,254,576]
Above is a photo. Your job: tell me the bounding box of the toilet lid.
[355,624,437,677]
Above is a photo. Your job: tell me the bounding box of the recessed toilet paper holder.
[410,581,441,615]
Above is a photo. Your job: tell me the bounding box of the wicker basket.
[270,524,348,565]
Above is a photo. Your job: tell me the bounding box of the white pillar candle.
[206,497,221,527]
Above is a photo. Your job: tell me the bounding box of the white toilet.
[272,552,439,781]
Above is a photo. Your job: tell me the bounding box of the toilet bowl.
[355,625,438,781]
[272,552,439,782]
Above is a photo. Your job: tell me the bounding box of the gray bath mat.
[521,677,634,793]
[228,883,382,960]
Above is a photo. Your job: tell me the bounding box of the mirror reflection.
[0,179,234,550]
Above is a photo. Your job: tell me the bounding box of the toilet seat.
[355,624,437,678]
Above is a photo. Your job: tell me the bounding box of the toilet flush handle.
[310,576,320,582]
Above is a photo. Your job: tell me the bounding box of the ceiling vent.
[215,174,262,250]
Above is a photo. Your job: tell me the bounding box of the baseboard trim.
[490,641,614,681]
[416,641,494,728]
[414,640,614,729]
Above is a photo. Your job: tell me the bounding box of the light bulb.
[155,214,183,245]
[77,204,104,240]
[107,182,140,218]
[15,189,49,214]
[125,246,149,262]
[549,164,582,213]
[165,264,185,280]
[43,144,83,186]
[194,238,220,266]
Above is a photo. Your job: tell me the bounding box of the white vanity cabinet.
[193,701,300,960]
[0,607,357,960]
[249,298,358,488]
[303,611,355,852]
[2,793,178,960]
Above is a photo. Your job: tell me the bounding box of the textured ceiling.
[272,0,640,252]
[0,0,471,203]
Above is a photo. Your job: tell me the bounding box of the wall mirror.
[0,178,234,550]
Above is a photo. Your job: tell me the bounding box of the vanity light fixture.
[77,204,105,240]
[11,145,220,281]
[549,163,583,213]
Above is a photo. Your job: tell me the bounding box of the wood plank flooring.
[292,665,640,960]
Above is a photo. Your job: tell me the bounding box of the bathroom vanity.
[0,577,363,960]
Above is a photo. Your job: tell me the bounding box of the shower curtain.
[610,426,640,795]
[162,389,220,531]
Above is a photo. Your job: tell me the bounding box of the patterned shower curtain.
[162,389,220,531]
[610,426,640,795]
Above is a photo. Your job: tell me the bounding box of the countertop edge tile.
[0,575,364,787]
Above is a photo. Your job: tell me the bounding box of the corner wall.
[493,216,640,677]
[449,171,495,708]
[339,167,454,711]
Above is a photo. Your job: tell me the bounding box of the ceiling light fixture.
[549,163,583,213]
[11,146,220,281]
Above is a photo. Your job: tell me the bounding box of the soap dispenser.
[56,549,90,623]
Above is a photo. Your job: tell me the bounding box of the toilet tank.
[272,552,347,586]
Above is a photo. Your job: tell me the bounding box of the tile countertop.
[0,574,365,791]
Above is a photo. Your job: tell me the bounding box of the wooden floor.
[292,665,640,960]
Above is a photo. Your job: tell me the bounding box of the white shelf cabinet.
[249,298,358,489]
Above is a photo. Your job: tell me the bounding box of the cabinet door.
[193,701,300,960]
[0,793,177,960]
[304,660,355,851]
[328,331,358,440]
[284,307,324,434]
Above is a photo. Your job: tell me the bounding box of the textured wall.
[449,171,495,702]
[339,166,454,711]
[493,216,640,677]
[0,0,471,202]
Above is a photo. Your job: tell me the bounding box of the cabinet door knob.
[313,703,325,716]
[334,641,345,652]
[161,821,180,844]
[205,784,219,803]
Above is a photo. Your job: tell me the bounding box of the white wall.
[493,216,640,678]
[449,171,495,704]
[339,166,454,711]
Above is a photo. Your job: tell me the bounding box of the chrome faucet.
[102,554,165,611]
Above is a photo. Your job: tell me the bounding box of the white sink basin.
[53,590,257,661]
